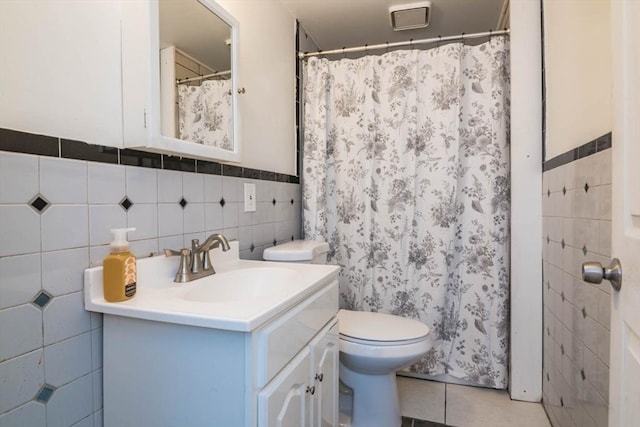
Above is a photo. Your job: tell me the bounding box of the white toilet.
[264,240,430,427]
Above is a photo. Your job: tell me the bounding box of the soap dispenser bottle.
[103,227,137,302]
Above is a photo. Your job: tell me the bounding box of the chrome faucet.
[163,234,231,283]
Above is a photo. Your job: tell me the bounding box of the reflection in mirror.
[158,0,233,151]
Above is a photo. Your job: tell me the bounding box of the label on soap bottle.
[124,256,137,297]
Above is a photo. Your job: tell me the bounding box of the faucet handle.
[163,248,192,283]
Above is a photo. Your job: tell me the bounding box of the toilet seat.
[337,309,429,343]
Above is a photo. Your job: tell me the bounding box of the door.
[309,320,339,427]
[258,347,311,427]
[609,0,640,425]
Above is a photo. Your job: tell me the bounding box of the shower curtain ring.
[437,35,441,48]
[461,33,466,45]
[489,29,493,40]
[364,44,368,53]
[342,47,346,59]
[410,38,413,49]
[386,41,389,53]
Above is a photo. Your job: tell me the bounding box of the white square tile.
[129,239,159,259]
[90,312,103,330]
[89,245,111,267]
[238,226,251,250]
[44,332,92,387]
[157,170,182,203]
[203,175,222,203]
[183,203,205,234]
[257,180,274,202]
[238,209,254,226]
[205,203,223,231]
[446,384,551,427]
[94,410,103,427]
[157,204,183,237]
[71,415,94,427]
[43,292,91,345]
[125,166,157,204]
[0,401,46,427]
[0,152,39,204]
[183,232,206,248]
[222,202,239,228]
[158,235,184,252]
[0,304,42,361]
[222,176,241,202]
[89,205,127,246]
[0,206,41,256]
[397,376,445,423]
[45,374,93,427]
[91,328,103,371]
[183,173,204,203]
[127,203,158,241]
[274,181,287,202]
[40,157,87,204]
[41,205,89,252]
[41,248,89,297]
[221,227,238,241]
[262,223,276,246]
[0,254,42,309]
[88,162,125,205]
[0,350,45,414]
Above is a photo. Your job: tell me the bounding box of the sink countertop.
[84,241,340,332]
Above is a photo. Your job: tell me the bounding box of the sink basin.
[182,267,300,302]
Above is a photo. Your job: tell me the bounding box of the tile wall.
[541,135,611,427]
[0,130,302,426]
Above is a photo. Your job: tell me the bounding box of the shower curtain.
[302,37,510,388]
[178,79,233,150]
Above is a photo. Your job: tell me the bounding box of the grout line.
[443,383,447,424]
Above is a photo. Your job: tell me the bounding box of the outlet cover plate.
[244,183,256,212]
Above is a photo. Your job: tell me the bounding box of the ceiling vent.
[389,1,432,31]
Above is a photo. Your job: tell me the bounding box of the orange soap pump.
[103,227,137,302]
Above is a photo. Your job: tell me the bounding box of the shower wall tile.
[542,147,611,427]
[0,140,301,425]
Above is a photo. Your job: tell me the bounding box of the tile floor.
[398,376,552,427]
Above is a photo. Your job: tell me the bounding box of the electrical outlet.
[244,183,256,212]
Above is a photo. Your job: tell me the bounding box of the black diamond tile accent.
[179,198,188,208]
[560,397,564,407]
[562,186,566,195]
[547,373,550,382]
[36,385,55,403]
[561,239,565,249]
[561,292,565,302]
[120,197,133,211]
[250,243,255,253]
[582,306,587,318]
[546,235,550,244]
[561,344,564,356]
[581,369,586,381]
[273,239,277,247]
[291,235,295,241]
[290,198,294,205]
[272,198,276,206]
[584,182,589,193]
[547,189,551,198]
[582,245,588,256]
[547,327,550,336]
[29,195,49,213]
[220,197,226,208]
[32,291,52,309]
[547,281,550,290]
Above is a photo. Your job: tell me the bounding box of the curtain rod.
[177,70,231,85]
[298,29,510,59]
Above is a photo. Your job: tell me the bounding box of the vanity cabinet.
[100,278,339,427]
[258,320,338,427]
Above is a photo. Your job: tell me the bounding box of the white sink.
[182,267,299,302]
[84,241,340,332]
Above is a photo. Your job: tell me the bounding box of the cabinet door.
[258,347,311,427]
[309,320,339,427]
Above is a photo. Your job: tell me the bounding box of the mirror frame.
[148,0,240,162]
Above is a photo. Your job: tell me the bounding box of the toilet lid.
[338,309,429,342]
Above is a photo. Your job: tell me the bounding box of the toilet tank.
[263,240,330,264]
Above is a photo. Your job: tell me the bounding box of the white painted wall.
[0,0,297,175]
[510,0,543,402]
[218,0,297,175]
[0,1,124,147]
[543,0,612,159]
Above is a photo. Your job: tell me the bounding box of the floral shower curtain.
[178,79,233,150]
[302,37,510,388]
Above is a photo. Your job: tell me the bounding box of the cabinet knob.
[306,385,315,395]
[237,87,246,94]
[315,373,324,382]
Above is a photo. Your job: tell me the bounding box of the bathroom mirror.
[142,0,240,162]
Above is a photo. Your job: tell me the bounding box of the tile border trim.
[0,128,300,184]
[542,132,612,172]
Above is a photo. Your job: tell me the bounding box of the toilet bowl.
[264,240,431,427]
